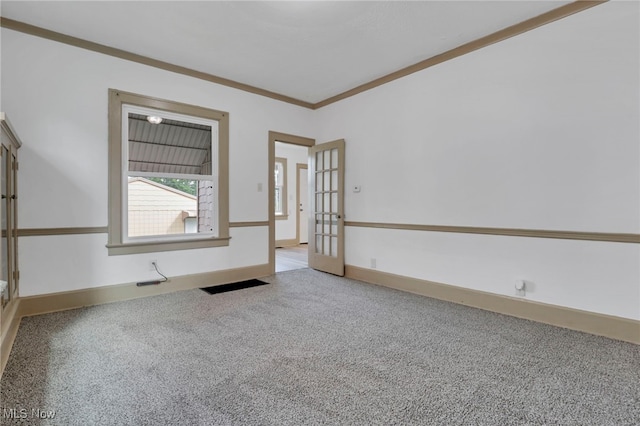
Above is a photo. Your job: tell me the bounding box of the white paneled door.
[308,139,345,276]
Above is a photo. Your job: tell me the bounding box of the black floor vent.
[200,279,269,295]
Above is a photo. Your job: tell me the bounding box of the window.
[108,89,229,255]
[274,157,288,219]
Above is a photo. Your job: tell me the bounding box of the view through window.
[124,108,218,240]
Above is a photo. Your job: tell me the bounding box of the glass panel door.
[11,152,18,298]
[308,139,345,276]
[0,146,7,308]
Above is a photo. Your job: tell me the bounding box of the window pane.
[127,176,213,238]
[275,187,282,214]
[127,113,215,176]
[274,162,283,186]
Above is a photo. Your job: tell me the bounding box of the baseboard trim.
[275,238,299,248]
[19,263,271,318]
[345,265,640,344]
[1,299,22,378]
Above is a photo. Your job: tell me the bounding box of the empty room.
[0,1,638,424]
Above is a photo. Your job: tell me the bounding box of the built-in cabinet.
[0,113,21,335]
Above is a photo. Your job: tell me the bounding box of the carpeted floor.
[1,269,639,425]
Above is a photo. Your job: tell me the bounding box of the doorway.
[274,162,309,272]
[268,132,345,276]
[274,143,310,272]
[268,132,315,274]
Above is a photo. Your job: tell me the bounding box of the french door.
[308,139,345,276]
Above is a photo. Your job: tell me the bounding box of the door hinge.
[13,161,19,171]
[13,270,19,281]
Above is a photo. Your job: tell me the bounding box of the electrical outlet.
[149,260,157,271]
[370,258,377,269]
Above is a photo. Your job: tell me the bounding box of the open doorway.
[268,132,315,274]
[274,142,309,272]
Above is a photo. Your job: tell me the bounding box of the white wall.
[1,2,638,320]
[315,2,640,319]
[275,142,309,243]
[1,29,315,296]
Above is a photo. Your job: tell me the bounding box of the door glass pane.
[316,152,323,170]
[331,148,338,169]
[330,237,338,258]
[315,173,322,192]
[315,235,322,254]
[323,150,330,168]
[331,170,338,191]
[323,236,331,256]
[331,192,338,214]
[323,214,330,234]
[323,193,330,214]
[323,171,330,190]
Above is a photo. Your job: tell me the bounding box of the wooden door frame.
[268,131,315,274]
[296,163,308,245]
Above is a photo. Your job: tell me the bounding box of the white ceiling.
[1,1,572,104]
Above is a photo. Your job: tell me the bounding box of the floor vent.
[200,279,269,295]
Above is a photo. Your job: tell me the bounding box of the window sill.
[275,215,289,221]
[107,236,231,255]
